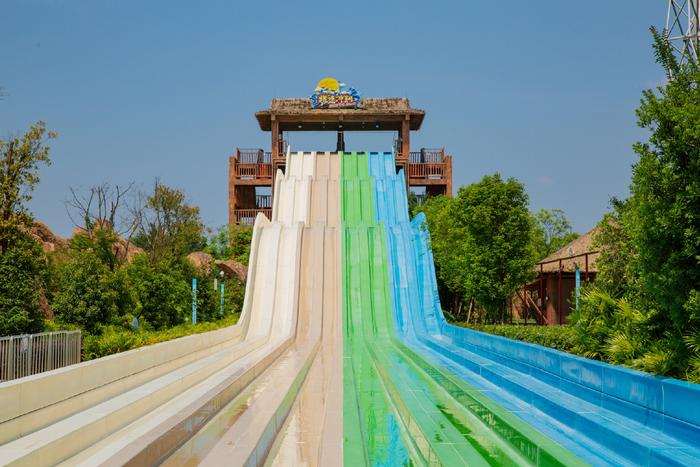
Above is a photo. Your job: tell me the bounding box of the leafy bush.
[0,235,47,336]
[204,225,232,260]
[51,251,134,333]
[457,322,577,353]
[229,225,253,266]
[571,289,700,381]
[82,314,239,360]
[127,254,191,329]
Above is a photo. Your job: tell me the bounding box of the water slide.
[2,151,699,466]
[368,151,700,466]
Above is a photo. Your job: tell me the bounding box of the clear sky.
[1,1,667,237]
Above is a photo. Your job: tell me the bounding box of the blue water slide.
[368,150,700,466]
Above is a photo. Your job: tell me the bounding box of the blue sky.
[1,1,666,237]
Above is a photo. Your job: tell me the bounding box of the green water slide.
[341,152,579,466]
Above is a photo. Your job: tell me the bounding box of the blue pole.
[575,266,581,311]
[220,283,225,317]
[192,278,197,324]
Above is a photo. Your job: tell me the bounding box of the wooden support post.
[228,153,236,228]
[558,259,563,325]
[539,263,544,324]
[401,115,410,160]
[271,118,279,160]
[271,118,279,200]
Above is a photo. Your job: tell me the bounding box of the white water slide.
[0,152,342,466]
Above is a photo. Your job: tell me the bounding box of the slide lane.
[162,152,342,466]
[370,151,700,466]
[265,153,343,466]
[342,152,576,466]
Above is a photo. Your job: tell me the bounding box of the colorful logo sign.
[310,78,361,109]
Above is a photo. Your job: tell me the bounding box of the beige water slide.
[0,152,342,466]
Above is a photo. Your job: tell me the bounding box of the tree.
[591,199,635,298]
[455,174,536,322]
[229,225,253,266]
[132,181,205,265]
[532,208,579,260]
[127,254,190,329]
[626,28,700,334]
[0,234,47,336]
[418,196,470,317]
[572,30,700,381]
[204,225,232,260]
[52,251,133,333]
[65,183,138,271]
[0,121,55,254]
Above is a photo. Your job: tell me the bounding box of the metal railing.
[256,194,272,209]
[0,330,81,382]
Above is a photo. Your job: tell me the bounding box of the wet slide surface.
[163,152,343,466]
[6,151,699,466]
[369,151,700,466]
[341,153,581,466]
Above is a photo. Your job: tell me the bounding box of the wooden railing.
[238,149,272,164]
[409,149,444,164]
[234,148,273,180]
[234,208,272,225]
[408,148,448,180]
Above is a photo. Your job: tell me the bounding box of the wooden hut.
[516,228,600,325]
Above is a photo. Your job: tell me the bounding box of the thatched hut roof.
[255,98,425,131]
[538,227,600,273]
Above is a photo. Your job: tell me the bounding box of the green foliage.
[456,323,577,353]
[419,175,537,322]
[70,227,121,271]
[418,196,469,315]
[531,208,579,260]
[193,271,220,323]
[229,225,253,266]
[126,254,190,329]
[202,223,255,267]
[51,251,134,334]
[627,35,700,333]
[454,174,537,322]
[0,121,55,254]
[204,225,232,260]
[132,181,205,265]
[82,314,239,360]
[567,31,700,383]
[0,234,47,336]
[223,276,246,315]
[571,289,693,379]
[591,204,635,298]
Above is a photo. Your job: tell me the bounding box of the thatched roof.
[255,98,425,131]
[538,227,600,273]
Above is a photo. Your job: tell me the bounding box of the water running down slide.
[2,151,699,466]
[342,152,580,466]
[369,150,700,466]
